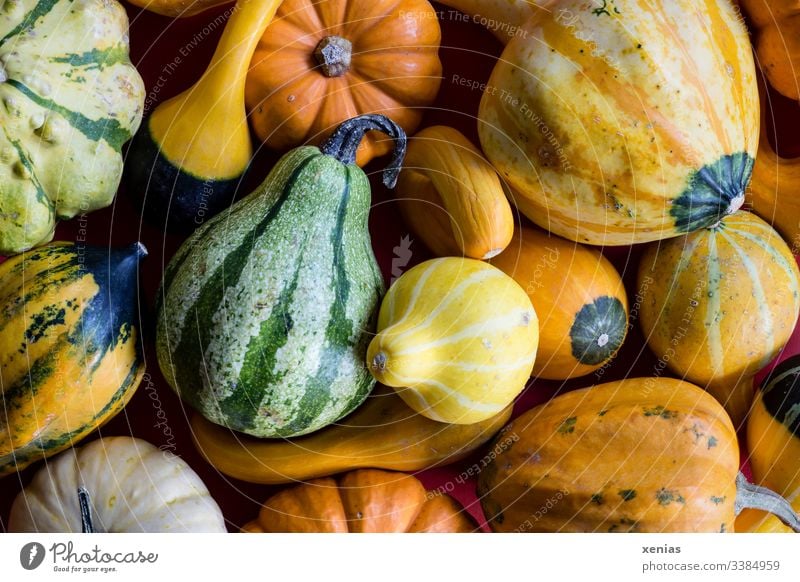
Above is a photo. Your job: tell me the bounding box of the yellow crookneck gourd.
[395,125,513,260]
[125,0,282,233]
[367,257,538,424]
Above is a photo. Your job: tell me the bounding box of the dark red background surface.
[1,2,800,532]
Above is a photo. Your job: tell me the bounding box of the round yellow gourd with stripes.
[366,258,538,424]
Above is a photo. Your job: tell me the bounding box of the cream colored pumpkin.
[366,258,538,424]
[9,437,226,533]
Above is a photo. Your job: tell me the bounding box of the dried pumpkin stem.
[78,487,96,533]
[734,472,800,532]
[314,36,352,77]
[320,114,407,188]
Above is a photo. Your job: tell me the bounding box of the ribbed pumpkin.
[477,377,800,533]
[477,0,759,245]
[737,356,800,533]
[366,258,538,424]
[0,0,144,254]
[9,437,225,533]
[243,469,476,533]
[246,0,442,167]
[740,0,800,100]
[191,386,512,485]
[395,125,513,260]
[637,211,800,427]
[490,225,628,380]
[0,242,146,476]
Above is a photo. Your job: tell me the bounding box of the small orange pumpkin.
[245,0,443,166]
[243,469,477,533]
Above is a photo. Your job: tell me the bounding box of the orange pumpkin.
[243,469,477,533]
[740,0,800,100]
[245,0,443,166]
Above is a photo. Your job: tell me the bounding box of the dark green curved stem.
[78,487,96,534]
[734,472,800,532]
[320,114,407,189]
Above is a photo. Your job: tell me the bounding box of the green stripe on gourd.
[671,152,754,232]
[7,80,132,149]
[156,114,405,438]
[0,0,60,47]
[570,296,627,366]
[51,45,130,71]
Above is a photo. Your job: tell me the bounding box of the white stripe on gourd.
[724,227,799,283]
[389,310,535,357]
[393,267,506,333]
[718,230,776,369]
[705,231,724,375]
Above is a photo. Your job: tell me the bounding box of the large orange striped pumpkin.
[477,0,759,246]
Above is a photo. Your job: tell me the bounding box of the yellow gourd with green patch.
[366,258,538,424]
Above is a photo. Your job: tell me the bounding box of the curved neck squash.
[149,0,282,180]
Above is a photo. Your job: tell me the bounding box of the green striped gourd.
[0,0,144,255]
[156,115,407,438]
[0,242,147,476]
[638,211,800,427]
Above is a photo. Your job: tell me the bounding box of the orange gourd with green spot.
[477,377,800,533]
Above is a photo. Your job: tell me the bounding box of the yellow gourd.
[396,126,513,260]
[366,258,538,424]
